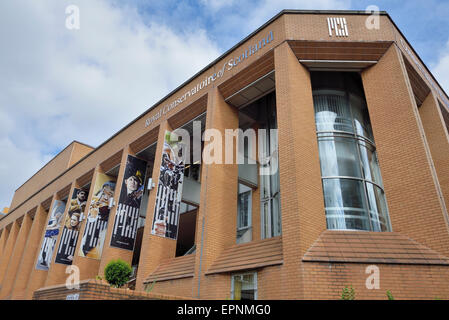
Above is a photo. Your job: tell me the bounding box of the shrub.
[386,290,394,300]
[104,259,132,288]
[341,285,355,300]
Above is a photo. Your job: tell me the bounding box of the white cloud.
[0,0,221,209]
[200,0,236,12]
[198,0,351,49]
[245,0,352,31]
[433,40,449,95]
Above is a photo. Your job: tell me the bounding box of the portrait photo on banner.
[55,187,88,265]
[36,199,67,270]
[151,130,186,240]
[110,155,148,251]
[78,173,116,260]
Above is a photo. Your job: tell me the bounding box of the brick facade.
[1,10,449,300]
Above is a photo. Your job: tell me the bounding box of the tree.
[104,259,132,288]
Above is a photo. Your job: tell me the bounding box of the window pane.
[314,94,354,133]
[323,178,370,230]
[238,191,250,228]
[349,93,374,141]
[232,274,256,300]
[365,182,391,232]
[358,141,383,186]
[318,137,362,178]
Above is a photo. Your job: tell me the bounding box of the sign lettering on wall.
[144,30,274,128]
[327,17,349,37]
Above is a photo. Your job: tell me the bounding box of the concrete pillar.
[71,166,102,280]
[0,212,33,299]
[98,147,133,276]
[11,205,48,299]
[0,220,20,286]
[418,93,449,216]
[361,44,449,255]
[24,195,56,300]
[135,120,179,291]
[274,42,327,299]
[44,182,76,287]
[192,88,239,299]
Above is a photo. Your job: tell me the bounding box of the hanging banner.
[110,155,147,250]
[55,188,88,265]
[36,200,66,270]
[151,131,186,239]
[78,173,116,259]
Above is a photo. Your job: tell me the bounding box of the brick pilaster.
[98,147,134,276]
[135,120,178,291]
[274,42,327,299]
[192,88,239,299]
[0,220,20,286]
[0,212,32,299]
[11,205,48,299]
[361,44,449,255]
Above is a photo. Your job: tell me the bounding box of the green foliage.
[104,259,132,288]
[386,290,394,300]
[340,285,355,300]
[95,275,103,281]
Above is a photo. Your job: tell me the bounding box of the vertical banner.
[110,155,147,250]
[151,131,186,239]
[78,173,116,259]
[36,200,66,270]
[55,188,88,265]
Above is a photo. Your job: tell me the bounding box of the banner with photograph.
[110,155,147,250]
[55,188,88,265]
[78,173,116,260]
[36,200,67,270]
[151,131,186,239]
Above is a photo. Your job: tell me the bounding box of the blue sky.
[1,0,449,210]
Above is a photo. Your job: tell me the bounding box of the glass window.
[259,96,281,239]
[318,136,362,178]
[323,178,370,231]
[237,183,252,244]
[312,72,392,232]
[314,93,354,134]
[365,182,390,232]
[231,273,257,300]
[358,140,383,187]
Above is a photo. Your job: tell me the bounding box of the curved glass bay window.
[311,72,391,232]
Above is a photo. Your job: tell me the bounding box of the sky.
[1,0,449,211]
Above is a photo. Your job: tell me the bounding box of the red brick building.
[1,10,449,300]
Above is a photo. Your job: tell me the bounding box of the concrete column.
[98,147,132,276]
[24,195,56,300]
[361,44,449,255]
[192,88,239,299]
[274,42,327,299]
[135,120,178,291]
[11,205,48,299]
[0,212,33,299]
[44,182,76,287]
[0,220,20,286]
[418,93,449,217]
[71,166,102,281]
